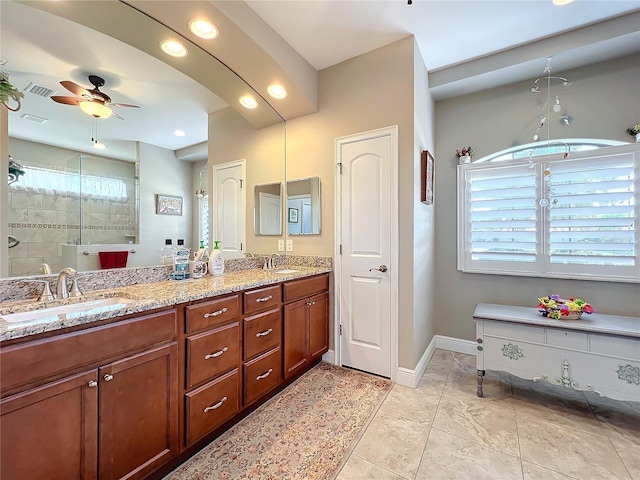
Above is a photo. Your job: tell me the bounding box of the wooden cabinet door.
[309,292,329,360]
[98,343,178,480]
[0,370,98,480]
[284,298,309,379]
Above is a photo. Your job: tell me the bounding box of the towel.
[98,251,129,269]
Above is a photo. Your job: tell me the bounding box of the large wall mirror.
[1,0,285,277]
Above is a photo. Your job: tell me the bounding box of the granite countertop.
[0,266,331,342]
[474,303,640,338]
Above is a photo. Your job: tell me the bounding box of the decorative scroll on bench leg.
[477,369,485,397]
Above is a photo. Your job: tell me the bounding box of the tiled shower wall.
[8,159,137,276]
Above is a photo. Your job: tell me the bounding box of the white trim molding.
[322,349,336,365]
[395,335,476,388]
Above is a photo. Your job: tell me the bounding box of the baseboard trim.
[395,335,476,387]
[322,349,335,364]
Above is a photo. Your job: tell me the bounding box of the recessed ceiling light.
[552,0,574,5]
[174,129,186,137]
[189,19,219,39]
[160,40,188,58]
[239,95,258,110]
[267,83,287,99]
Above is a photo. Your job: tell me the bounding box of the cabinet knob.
[204,307,227,318]
[88,380,98,388]
[256,368,273,380]
[255,328,273,338]
[204,347,228,359]
[103,374,114,382]
[204,396,228,413]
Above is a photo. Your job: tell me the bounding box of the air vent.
[20,113,48,124]
[24,82,56,98]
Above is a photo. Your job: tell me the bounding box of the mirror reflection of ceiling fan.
[51,75,140,119]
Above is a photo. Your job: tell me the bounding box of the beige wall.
[434,54,640,341]
[208,107,286,255]
[287,36,436,369]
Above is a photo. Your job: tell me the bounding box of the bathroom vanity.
[0,267,330,480]
[474,303,640,402]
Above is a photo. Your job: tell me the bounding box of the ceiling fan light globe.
[79,101,112,119]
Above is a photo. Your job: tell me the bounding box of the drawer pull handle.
[204,307,227,318]
[203,396,228,413]
[256,328,273,338]
[256,295,273,303]
[256,369,273,381]
[88,380,98,388]
[103,374,114,382]
[205,347,228,359]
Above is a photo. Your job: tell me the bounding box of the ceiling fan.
[51,75,140,119]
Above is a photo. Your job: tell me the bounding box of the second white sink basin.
[1,297,135,323]
[274,269,300,274]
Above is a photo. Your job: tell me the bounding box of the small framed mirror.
[254,183,283,235]
[287,177,321,235]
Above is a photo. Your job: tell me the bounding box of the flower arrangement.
[455,146,475,158]
[626,123,640,137]
[537,295,595,320]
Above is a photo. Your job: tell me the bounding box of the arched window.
[475,139,627,163]
[457,142,639,283]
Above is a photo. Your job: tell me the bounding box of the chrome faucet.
[263,253,280,270]
[56,267,77,299]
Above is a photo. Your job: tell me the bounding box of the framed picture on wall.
[288,207,299,223]
[156,194,183,216]
[421,150,435,205]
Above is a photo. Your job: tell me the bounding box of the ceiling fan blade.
[109,102,140,108]
[110,110,125,120]
[51,95,81,106]
[60,80,91,98]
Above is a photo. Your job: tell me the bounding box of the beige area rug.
[165,363,393,480]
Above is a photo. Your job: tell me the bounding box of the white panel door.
[338,131,394,378]
[259,192,282,235]
[213,160,245,259]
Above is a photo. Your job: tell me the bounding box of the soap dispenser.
[209,240,225,276]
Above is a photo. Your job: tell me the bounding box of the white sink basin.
[274,269,300,274]
[1,297,135,324]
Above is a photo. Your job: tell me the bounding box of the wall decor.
[156,194,183,216]
[288,207,299,223]
[421,150,435,205]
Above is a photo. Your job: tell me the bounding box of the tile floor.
[335,349,640,480]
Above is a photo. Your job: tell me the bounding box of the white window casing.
[457,143,639,283]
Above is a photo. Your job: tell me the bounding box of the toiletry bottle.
[194,240,206,261]
[210,240,225,276]
[160,239,174,265]
[173,239,191,279]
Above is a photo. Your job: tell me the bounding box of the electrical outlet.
[286,239,293,252]
[278,239,285,252]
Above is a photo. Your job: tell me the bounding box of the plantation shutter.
[548,152,636,268]
[462,164,538,270]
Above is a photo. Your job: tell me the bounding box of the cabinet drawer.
[1,309,177,394]
[546,329,588,350]
[244,285,281,315]
[185,369,240,445]
[283,274,329,303]
[482,320,545,343]
[244,347,282,405]
[186,322,240,389]
[244,308,282,360]
[590,335,640,361]
[186,294,240,333]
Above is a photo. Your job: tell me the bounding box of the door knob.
[369,265,388,273]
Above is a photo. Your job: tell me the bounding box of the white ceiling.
[3,0,639,163]
[245,0,640,72]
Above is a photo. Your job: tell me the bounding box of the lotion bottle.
[210,240,225,276]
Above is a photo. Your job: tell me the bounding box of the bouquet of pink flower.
[455,146,475,158]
